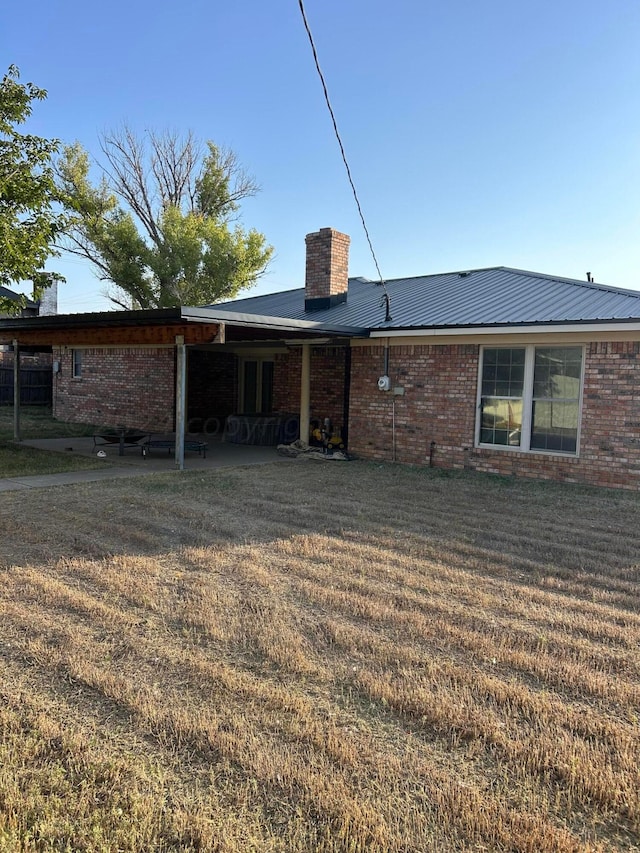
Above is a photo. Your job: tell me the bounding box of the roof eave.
[0,307,183,332]
[370,319,640,337]
[181,307,369,337]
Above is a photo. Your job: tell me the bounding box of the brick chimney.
[32,274,58,316]
[38,279,58,316]
[305,227,350,311]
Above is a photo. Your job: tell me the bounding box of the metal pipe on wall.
[385,338,395,462]
[392,395,396,462]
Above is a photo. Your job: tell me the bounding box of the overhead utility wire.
[297,0,392,322]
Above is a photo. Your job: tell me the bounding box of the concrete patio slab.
[1,436,291,490]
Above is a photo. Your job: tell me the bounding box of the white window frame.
[475,344,585,456]
[71,348,83,379]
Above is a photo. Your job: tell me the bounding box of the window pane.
[533,347,582,398]
[481,348,525,397]
[480,397,523,446]
[531,401,578,453]
[72,349,82,378]
[481,363,496,396]
[531,347,581,453]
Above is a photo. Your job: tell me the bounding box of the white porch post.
[175,335,186,470]
[300,342,311,444]
[13,339,20,442]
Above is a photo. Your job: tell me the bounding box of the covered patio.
[0,305,366,471]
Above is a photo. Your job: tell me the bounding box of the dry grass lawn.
[0,407,105,476]
[0,460,639,852]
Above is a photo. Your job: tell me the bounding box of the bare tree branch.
[55,125,273,309]
[149,129,200,211]
[99,127,162,245]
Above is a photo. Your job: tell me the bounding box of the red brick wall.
[51,343,348,440]
[309,346,347,429]
[274,346,348,438]
[349,341,640,491]
[273,349,301,415]
[349,344,478,465]
[53,346,175,432]
[48,338,640,489]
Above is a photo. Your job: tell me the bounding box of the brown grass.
[0,406,105,476]
[0,462,639,851]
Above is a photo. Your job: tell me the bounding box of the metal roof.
[0,306,185,332]
[209,267,640,331]
[3,266,639,338]
[0,285,37,310]
[0,303,367,339]
[0,286,21,302]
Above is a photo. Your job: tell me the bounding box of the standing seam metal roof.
[208,267,640,330]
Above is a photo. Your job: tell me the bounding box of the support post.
[13,340,20,442]
[300,343,311,445]
[175,335,186,470]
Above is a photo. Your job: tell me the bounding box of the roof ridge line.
[501,267,640,299]
[369,266,505,285]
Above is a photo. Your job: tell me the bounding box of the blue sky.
[3,0,640,313]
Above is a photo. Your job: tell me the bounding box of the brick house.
[2,227,640,489]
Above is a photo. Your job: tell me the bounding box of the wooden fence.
[0,366,53,405]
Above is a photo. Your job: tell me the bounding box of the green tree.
[56,127,273,309]
[0,65,64,313]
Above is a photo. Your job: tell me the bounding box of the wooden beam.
[175,335,186,470]
[0,322,220,348]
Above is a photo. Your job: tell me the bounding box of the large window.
[477,346,583,454]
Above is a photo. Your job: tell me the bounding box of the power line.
[297,0,391,321]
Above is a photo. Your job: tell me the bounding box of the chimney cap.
[306,226,350,241]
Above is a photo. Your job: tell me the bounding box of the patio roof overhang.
[0,305,369,348]
[2,305,366,471]
[0,307,194,348]
[181,306,369,337]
